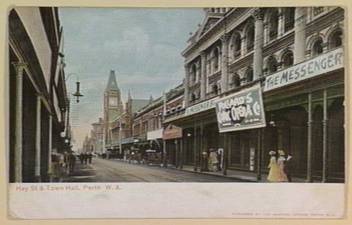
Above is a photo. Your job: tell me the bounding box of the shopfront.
[162,124,183,167]
[262,47,344,182]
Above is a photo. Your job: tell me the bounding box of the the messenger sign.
[215,83,266,133]
[264,47,343,92]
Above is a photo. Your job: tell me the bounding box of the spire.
[128,89,132,101]
[106,70,119,91]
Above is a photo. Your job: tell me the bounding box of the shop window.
[283,8,295,32]
[231,32,242,59]
[246,68,253,82]
[311,38,324,56]
[269,10,279,40]
[281,51,294,68]
[267,56,278,73]
[328,29,343,49]
[246,24,255,51]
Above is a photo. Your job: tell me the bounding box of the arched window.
[283,8,295,32]
[232,73,241,87]
[267,56,278,73]
[311,38,323,56]
[212,48,220,72]
[246,24,255,51]
[269,10,279,40]
[191,64,197,83]
[328,29,343,49]
[281,51,294,68]
[191,93,196,102]
[230,32,242,59]
[246,67,253,82]
[212,84,219,94]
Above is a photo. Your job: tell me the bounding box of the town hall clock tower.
[103,70,123,146]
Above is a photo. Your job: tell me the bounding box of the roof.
[106,70,119,91]
[131,99,150,113]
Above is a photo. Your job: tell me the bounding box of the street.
[63,157,242,182]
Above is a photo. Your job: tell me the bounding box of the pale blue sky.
[59,7,203,149]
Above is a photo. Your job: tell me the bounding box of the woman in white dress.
[277,150,288,182]
[267,151,281,182]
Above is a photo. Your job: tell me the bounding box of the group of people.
[79,152,93,165]
[267,150,293,182]
[201,148,224,172]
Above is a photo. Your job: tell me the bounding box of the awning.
[147,129,163,140]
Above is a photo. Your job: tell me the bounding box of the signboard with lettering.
[215,84,266,133]
[264,47,343,92]
[162,124,183,140]
[185,97,218,116]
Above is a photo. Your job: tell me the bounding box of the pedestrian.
[84,153,88,164]
[68,152,76,174]
[88,152,92,164]
[277,150,288,182]
[79,153,84,164]
[217,148,224,171]
[201,151,208,171]
[208,148,219,172]
[284,152,293,182]
[267,150,280,182]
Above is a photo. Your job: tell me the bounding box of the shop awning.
[147,129,163,140]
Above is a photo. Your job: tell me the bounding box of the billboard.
[215,83,266,133]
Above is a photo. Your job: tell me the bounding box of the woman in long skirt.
[277,150,289,182]
[267,151,281,182]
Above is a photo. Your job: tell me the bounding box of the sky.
[59,7,204,150]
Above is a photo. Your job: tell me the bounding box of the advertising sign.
[215,84,266,133]
[162,124,182,140]
[264,47,343,91]
[185,96,218,116]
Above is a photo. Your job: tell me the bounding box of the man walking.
[284,153,293,182]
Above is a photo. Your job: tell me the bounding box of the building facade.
[165,7,344,182]
[9,7,69,182]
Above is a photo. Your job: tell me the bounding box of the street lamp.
[66,73,84,103]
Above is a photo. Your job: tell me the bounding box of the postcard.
[6,5,346,219]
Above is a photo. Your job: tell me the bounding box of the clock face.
[109,97,117,106]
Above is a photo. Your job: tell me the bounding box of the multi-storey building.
[9,7,69,182]
[165,7,344,182]
[132,84,184,165]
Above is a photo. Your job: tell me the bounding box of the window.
[212,48,220,72]
[191,64,197,83]
[246,68,253,82]
[246,24,255,51]
[269,10,279,40]
[328,29,343,49]
[231,32,242,59]
[267,56,278,73]
[212,84,219,94]
[232,73,241,87]
[311,38,323,56]
[283,8,295,32]
[281,51,294,68]
[313,7,324,17]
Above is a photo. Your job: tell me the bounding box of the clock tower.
[103,70,123,146]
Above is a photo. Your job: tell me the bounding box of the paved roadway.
[63,157,242,182]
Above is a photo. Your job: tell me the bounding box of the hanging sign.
[163,124,182,140]
[215,83,266,133]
